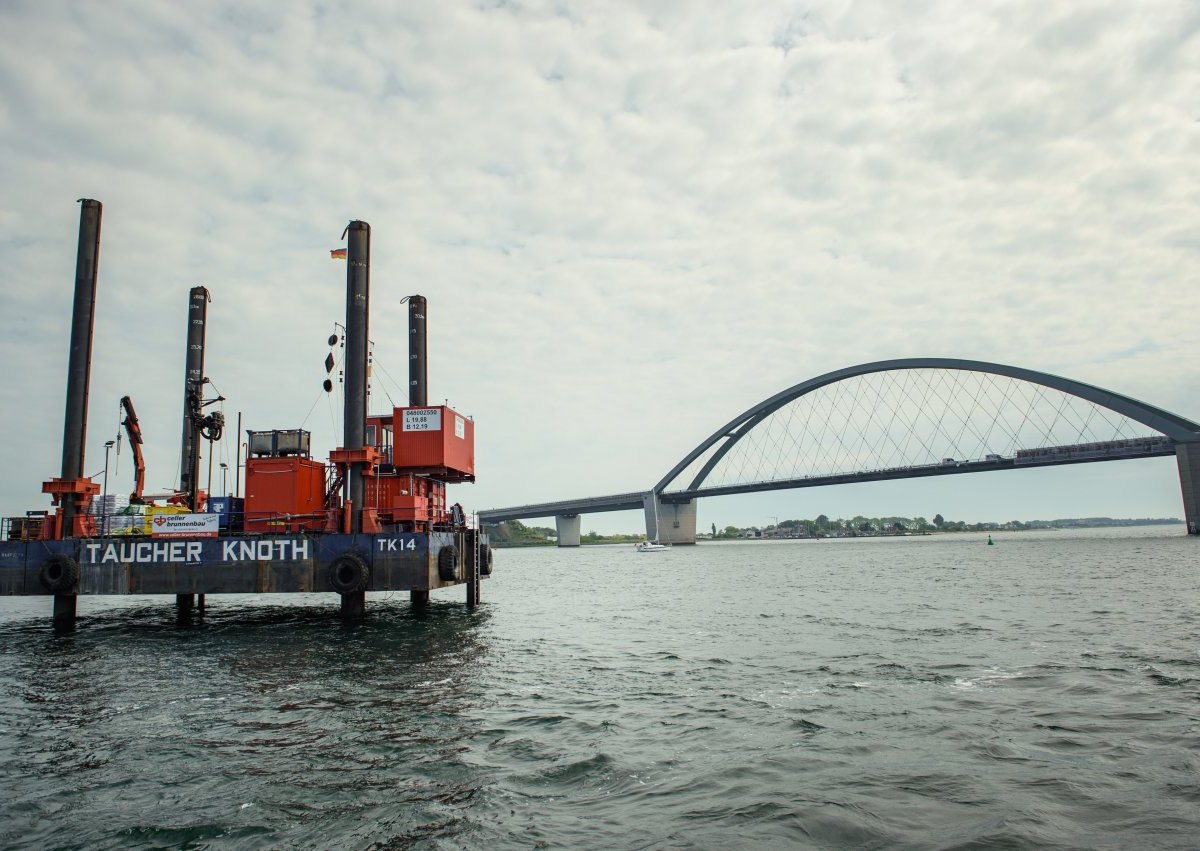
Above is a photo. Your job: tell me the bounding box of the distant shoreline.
[487,518,1183,547]
[708,520,1184,542]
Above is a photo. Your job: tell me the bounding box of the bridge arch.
[655,358,1200,496]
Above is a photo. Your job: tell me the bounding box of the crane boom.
[119,395,147,503]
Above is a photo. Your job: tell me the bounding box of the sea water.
[1,526,1197,849]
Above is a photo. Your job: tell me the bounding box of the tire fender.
[437,545,458,582]
[328,552,370,595]
[40,553,80,594]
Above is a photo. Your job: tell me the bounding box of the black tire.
[479,544,493,576]
[437,545,458,582]
[328,553,370,594]
[40,553,80,594]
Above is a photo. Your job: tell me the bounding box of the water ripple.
[1,529,1197,848]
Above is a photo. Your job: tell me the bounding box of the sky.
[1,1,1197,535]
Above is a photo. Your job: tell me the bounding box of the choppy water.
[1,527,1198,849]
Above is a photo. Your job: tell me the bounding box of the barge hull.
[0,532,485,597]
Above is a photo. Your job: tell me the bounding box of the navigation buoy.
[987,535,994,546]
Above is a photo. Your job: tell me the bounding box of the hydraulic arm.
[119,395,146,503]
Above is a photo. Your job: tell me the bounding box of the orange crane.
[119,396,147,504]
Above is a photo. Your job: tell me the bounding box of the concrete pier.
[555,514,581,547]
[1178,443,1200,535]
[643,494,697,544]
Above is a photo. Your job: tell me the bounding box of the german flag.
[330,248,347,260]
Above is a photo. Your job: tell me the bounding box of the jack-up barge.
[0,200,491,627]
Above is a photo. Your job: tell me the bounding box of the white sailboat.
[635,540,670,553]
[636,496,672,552]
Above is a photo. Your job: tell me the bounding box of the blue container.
[207,497,244,530]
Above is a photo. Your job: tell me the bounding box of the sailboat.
[635,540,670,553]
[636,496,672,552]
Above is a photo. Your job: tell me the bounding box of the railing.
[48,503,462,537]
[1015,436,1174,465]
[3,512,47,542]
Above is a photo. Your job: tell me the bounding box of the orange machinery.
[245,406,475,534]
[244,430,326,533]
[363,405,474,527]
[119,396,147,502]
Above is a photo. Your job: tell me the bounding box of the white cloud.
[0,0,1196,534]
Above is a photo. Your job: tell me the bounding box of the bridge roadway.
[478,358,1200,543]
[477,491,647,525]
[476,442,1180,528]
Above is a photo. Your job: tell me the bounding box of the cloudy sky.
[1,1,1197,534]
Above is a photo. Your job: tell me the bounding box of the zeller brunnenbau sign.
[151,513,219,538]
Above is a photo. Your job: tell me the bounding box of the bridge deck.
[480,445,1178,521]
[478,491,646,524]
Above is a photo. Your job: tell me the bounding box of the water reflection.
[0,597,495,848]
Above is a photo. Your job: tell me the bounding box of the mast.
[408,295,427,406]
[179,286,209,510]
[58,199,103,534]
[342,221,370,532]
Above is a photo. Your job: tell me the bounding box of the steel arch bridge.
[655,357,1200,500]
[478,359,1200,540]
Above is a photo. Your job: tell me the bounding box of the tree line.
[715,514,1021,537]
[485,515,1181,547]
[713,514,1179,537]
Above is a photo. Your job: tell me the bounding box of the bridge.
[478,359,1200,544]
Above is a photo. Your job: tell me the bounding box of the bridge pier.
[1178,443,1200,535]
[556,514,581,547]
[644,494,697,544]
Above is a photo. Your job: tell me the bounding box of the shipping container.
[244,457,326,532]
[247,429,311,458]
[390,405,475,482]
